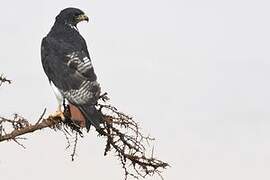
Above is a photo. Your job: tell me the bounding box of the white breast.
[50,81,64,106]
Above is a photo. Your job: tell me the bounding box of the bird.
[41,7,103,132]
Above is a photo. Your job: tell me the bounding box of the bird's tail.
[78,105,103,132]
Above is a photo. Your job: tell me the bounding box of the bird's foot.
[50,110,65,120]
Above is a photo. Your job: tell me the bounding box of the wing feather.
[41,36,100,105]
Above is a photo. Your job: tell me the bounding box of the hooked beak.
[76,14,89,22]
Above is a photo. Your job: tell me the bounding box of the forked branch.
[0,77,169,179]
[0,74,11,86]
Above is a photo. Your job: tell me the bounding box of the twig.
[35,108,47,125]
[71,132,78,161]
[0,74,11,86]
[0,95,169,179]
[97,102,169,179]
[13,138,26,149]
[0,115,62,142]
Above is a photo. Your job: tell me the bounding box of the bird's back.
[41,8,102,131]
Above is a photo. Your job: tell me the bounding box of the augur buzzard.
[41,8,102,131]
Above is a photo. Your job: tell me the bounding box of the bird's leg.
[50,105,65,120]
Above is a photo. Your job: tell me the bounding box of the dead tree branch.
[99,103,169,179]
[0,74,11,86]
[0,78,169,179]
[0,110,61,142]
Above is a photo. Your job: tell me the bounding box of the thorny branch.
[98,103,169,179]
[0,110,61,143]
[0,78,169,180]
[0,74,11,86]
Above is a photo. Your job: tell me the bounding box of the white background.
[1,0,270,179]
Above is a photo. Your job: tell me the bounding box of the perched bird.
[41,8,102,132]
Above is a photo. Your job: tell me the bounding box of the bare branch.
[71,132,79,161]
[0,114,61,142]
[97,102,169,179]
[0,95,169,179]
[0,74,11,86]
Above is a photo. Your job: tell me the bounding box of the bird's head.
[55,8,89,26]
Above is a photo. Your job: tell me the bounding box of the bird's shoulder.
[42,35,72,53]
[41,33,97,82]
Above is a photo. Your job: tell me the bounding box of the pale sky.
[1,0,270,180]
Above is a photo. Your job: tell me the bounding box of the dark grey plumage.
[41,8,102,131]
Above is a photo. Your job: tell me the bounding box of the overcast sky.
[1,0,270,180]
